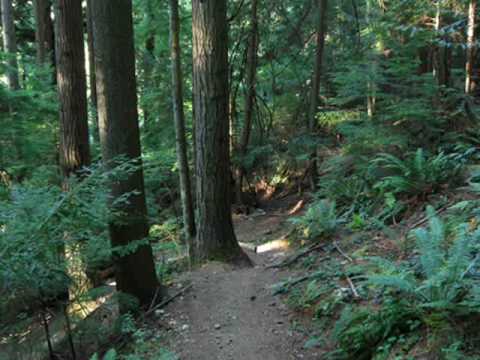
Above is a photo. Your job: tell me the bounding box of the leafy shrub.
[332,207,480,358]
[0,166,112,314]
[371,149,465,198]
[319,172,372,211]
[286,280,326,311]
[332,300,421,359]
[367,206,480,317]
[0,159,156,320]
[292,199,341,240]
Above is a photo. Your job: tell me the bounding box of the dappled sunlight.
[255,238,290,254]
[2,0,480,358]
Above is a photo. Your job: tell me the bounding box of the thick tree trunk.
[236,0,259,204]
[307,0,328,190]
[1,0,20,90]
[33,0,55,67]
[192,0,250,265]
[86,0,99,143]
[54,0,90,178]
[466,0,477,95]
[91,0,160,308]
[169,0,196,253]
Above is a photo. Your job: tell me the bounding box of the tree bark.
[169,0,196,253]
[33,0,55,67]
[54,0,90,178]
[236,0,259,203]
[140,0,156,127]
[307,0,328,190]
[239,0,259,156]
[1,0,20,90]
[192,0,250,265]
[86,0,99,143]
[434,2,450,87]
[466,0,477,95]
[91,0,160,308]
[365,0,376,118]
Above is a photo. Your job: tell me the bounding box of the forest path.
[164,196,319,360]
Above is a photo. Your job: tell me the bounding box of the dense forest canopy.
[1,0,480,359]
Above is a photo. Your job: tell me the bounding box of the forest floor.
[160,195,320,360]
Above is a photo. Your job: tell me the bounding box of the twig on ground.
[346,276,360,299]
[145,284,193,317]
[407,202,453,231]
[288,200,305,215]
[333,241,353,263]
[146,286,162,313]
[272,271,325,295]
[266,243,325,269]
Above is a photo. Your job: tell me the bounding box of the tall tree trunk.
[169,0,196,253]
[33,0,55,67]
[466,0,477,95]
[434,2,450,87]
[365,0,376,118]
[91,0,160,308]
[236,0,259,204]
[142,1,155,126]
[307,0,328,190]
[86,0,99,143]
[192,0,250,265]
[54,0,90,178]
[54,0,91,304]
[1,0,20,90]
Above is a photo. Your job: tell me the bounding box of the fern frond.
[368,275,416,294]
[414,229,444,279]
[447,224,474,281]
[413,148,425,177]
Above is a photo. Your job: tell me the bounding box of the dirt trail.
[165,197,318,360]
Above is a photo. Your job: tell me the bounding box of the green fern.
[291,199,341,240]
[371,149,465,198]
[333,208,480,358]
[368,206,480,311]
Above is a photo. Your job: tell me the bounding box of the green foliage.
[1,179,100,308]
[3,0,480,358]
[371,149,465,198]
[367,206,480,315]
[286,280,325,310]
[292,199,341,240]
[0,54,58,180]
[330,207,480,358]
[332,300,421,359]
[90,349,117,360]
[0,160,154,319]
[234,144,276,173]
[91,315,179,360]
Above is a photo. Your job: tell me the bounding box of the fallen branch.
[146,287,162,313]
[400,201,455,248]
[266,243,326,269]
[145,284,193,317]
[288,200,305,215]
[333,241,353,263]
[272,271,325,295]
[407,202,453,231]
[346,276,360,299]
